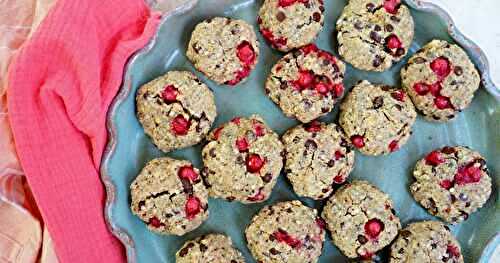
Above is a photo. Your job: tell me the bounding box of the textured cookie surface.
[339,80,417,155]
[176,234,245,263]
[390,221,464,263]
[258,0,324,52]
[401,40,480,122]
[322,180,401,259]
[282,121,355,199]
[410,146,492,223]
[265,44,346,123]
[130,157,208,235]
[136,71,217,153]
[337,0,414,71]
[201,115,284,203]
[245,200,325,263]
[186,17,259,85]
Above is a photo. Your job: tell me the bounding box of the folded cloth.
[7,0,161,261]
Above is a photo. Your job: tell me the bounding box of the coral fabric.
[7,0,161,261]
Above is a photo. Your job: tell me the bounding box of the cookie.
[410,146,492,224]
[186,17,259,85]
[322,180,401,259]
[339,80,417,155]
[136,71,217,153]
[130,157,208,235]
[257,0,325,52]
[201,115,284,203]
[390,221,464,263]
[337,0,414,71]
[245,200,325,263]
[176,234,245,262]
[282,121,355,199]
[401,40,481,122]
[265,44,346,123]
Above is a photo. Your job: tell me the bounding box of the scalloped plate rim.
[100,0,500,262]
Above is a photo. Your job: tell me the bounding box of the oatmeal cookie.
[201,115,284,203]
[130,157,208,235]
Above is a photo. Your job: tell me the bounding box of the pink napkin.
[7,0,160,261]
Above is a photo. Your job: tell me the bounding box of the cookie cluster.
[129,0,490,262]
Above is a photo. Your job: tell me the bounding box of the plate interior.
[105,0,500,262]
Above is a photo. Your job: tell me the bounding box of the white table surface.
[427,0,500,88]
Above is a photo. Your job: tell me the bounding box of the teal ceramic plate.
[101,0,500,262]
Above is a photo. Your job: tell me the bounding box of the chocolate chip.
[400,230,411,238]
[461,211,469,220]
[279,82,287,90]
[178,247,190,257]
[390,15,400,22]
[231,260,237,263]
[303,100,312,109]
[199,244,208,252]
[180,178,193,195]
[477,158,487,168]
[209,148,216,157]
[431,243,437,249]
[357,235,368,244]
[312,12,321,22]
[385,24,394,32]
[226,196,235,202]
[444,225,450,231]
[332,63,339,73]
[304,1,310,8]
[340,138,348,148]
[372,96,384,109]
[321,188,329,193]
[454,66,463,76]
[450,194,456,203]
[458,193,468,201]
[319,5,325,12]
[286,208,293,213]
[321,107,329,113]
[327,160,335,167]
[293,50,302,58]
[414,57,426,64]
[354,21,363,30]
[323,59,331,66]
[206,18,212,23]
[465,202,471,207]
[370,31,381,43]
[374,25,381,31]
[236,155,245,165]
[373,55,382,67]
[165,213,172,218]
[428,198,438,214]
[276,11,286,22]
[366,3,375,12]
[305,139,317,151]
[269,248,280,255]
[138,201,145,209]
[395,48,405,57]
[262,173,272,183]
[441,146,456,154]
[381,85,390,91]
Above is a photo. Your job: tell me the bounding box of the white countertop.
[427,0,500,88]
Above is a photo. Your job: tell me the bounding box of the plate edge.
[100,0,500,262]
[99,1,199,262]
